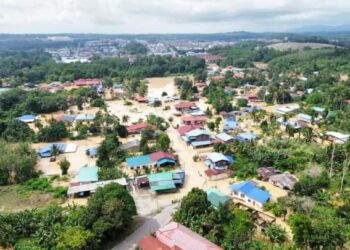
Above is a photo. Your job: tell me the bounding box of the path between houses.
[111,203,179,250]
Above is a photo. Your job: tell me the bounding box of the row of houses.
[17,113,96,124]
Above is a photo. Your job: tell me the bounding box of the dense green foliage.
[0,51,205,84]
[96,132,125,168]
[0,140,37,185]
[174,77,198,100]
[173,188,287,249]
[0,183,136,249]
[210,42,289,67]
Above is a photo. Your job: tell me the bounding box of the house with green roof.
[147,170,185,193]
[77,166,99,183]
[206,188,231,208]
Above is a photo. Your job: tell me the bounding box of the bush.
[59,158,70,175]
[264,224,287,243]
[236,98,248,108]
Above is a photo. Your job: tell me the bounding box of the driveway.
[112,203,179,250]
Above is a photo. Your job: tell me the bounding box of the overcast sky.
[0,0,349,34]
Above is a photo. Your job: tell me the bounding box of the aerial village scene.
[1,33,350,250]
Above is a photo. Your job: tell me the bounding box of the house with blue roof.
[183,128,213,148]
[205,152,234,170]
[17,114,37,123]
[230,181,270,208]
[126,151,176,170]
[235,132,257,142]
[223,117,240,131]
[216,132,234,143]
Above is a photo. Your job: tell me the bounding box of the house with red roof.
[211,75,224,81]
[177,125,202,136]
[205,168,233,181]
[181,115,206,126]
[138,235,174,250]
[199,54,224,63]
[74,78,101,86]
[127,122,154,134]
[246,95,263,103]
[174,101,197,113]
[138,222,222,250]
[134,95,148,103]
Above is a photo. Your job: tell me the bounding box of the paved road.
[112,203,179,250]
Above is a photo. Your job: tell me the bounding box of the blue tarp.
[37,143,66,158]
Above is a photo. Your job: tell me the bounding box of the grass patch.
[0,185,63,213]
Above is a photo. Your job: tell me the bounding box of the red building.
[177,124,202,136]
[181,116,206,126]
[74,78,101,86]
[138,222,222,250]
[127,122,154,134]
[174,101,197,112]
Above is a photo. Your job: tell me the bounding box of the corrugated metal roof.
[126,155,152,167]
[78,166,98,182]
[206,188,231,208]
[67,178,127,195]
[230,181,270,204]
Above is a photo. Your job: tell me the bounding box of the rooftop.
[78,166,99,183]
[206,188,231,208]
[156,222,223,250]
[230,181,270,204]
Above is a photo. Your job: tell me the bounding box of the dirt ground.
[34,136,103,176]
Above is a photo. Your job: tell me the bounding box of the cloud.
[0,0,349,33]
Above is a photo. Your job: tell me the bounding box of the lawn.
[0,185,63,213]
